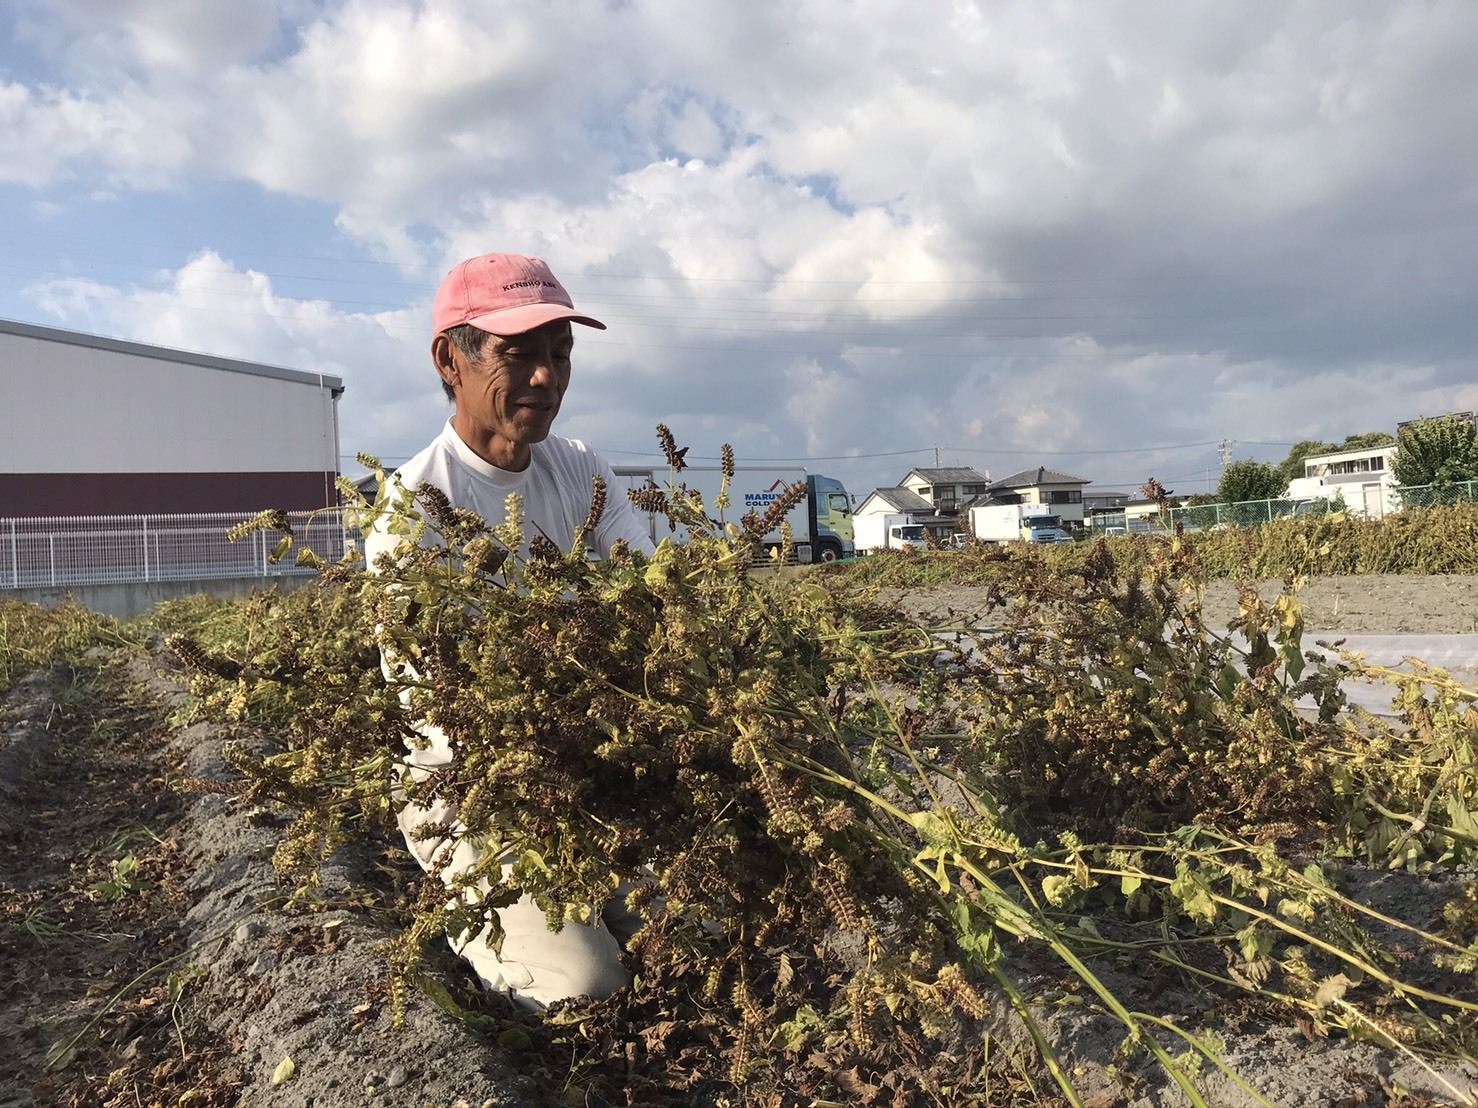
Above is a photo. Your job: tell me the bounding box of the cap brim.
[462,303,606,336]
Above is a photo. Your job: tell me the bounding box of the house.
[1288,445,1398,519]
[854,486,958,545]
[897,467,992,514]
[855,487,936,518]
[980,466,1091,525]
[1084,490,1133,514]
[0,318,344,517]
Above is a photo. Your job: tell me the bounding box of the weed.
[89,852,152,901]
[166,436,1478,1105]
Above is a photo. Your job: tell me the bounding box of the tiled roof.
[904,467,990,484]
[861,487,936,513]
[990,466,1091,489]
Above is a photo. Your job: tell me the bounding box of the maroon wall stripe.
[2,473,341,517]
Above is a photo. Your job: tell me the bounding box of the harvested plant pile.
[23,449,1478,1106]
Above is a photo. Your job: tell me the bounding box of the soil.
[885,574,1478,635]
[3,579,1478,1107]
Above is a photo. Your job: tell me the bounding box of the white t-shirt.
[365,421,657,568]
[365,422,657,864]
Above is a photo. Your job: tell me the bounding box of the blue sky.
[4,0,1478,501]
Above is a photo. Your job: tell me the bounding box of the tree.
[1339,431,1396,450]
[1217,459,1284,505]
[1391,414,1478,488]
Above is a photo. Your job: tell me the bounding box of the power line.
[355,438,1248,467]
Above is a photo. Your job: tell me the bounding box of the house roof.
[903,467,990,485]
[0,316,346,394]
[989,466,1091,489]
[860,487,936,514]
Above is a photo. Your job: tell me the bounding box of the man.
[366,253,657,1009]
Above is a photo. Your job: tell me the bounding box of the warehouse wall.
[0,323,341,516]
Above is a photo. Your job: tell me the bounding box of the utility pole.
[1218,438,1235,472]
[934,444,941,467]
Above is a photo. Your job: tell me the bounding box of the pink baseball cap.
[432,253,606,336]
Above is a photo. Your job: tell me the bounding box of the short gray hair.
[439,324,489,402]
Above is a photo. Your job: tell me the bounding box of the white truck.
[853,512,929,553]
[968,503,1067,545]
[613,465,856,562]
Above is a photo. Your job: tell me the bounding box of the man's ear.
[431,334,458,392]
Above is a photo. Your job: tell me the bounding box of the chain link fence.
[1086,480,1477,537]
[1395,479,1478,509]
[0,510,348,590]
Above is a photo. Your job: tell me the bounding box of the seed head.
[655,423,689,471]
[582,474,608,534]
[227,508,293,543]
[417,482,454,527]
[628,484,670,515]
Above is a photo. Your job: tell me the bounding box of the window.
[1370,456,1384,471]
[827,493,850,515]
[1047,490,1082,505]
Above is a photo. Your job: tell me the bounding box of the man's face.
[445,321,574,469]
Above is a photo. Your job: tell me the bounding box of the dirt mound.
[1,650,550,1108]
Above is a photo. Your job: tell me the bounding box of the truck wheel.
[816,542,841,563]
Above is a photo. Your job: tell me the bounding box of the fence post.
[49,534,56,587]
[9,521,15,588]
[142,516,150,582]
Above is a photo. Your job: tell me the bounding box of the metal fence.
[1086,479,1477,537]
[1395,479,1478,509]
[0,510,348,590]
[1167,497,1319,530]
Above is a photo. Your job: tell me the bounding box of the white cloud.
[4,0,1478,497]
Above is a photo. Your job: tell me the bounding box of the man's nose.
[528,357,555,386]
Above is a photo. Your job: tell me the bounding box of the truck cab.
[1022,513,1065,543]
[890,522,928,550]
[807,474,855,561]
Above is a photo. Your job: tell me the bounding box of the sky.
[3,0,1477,501]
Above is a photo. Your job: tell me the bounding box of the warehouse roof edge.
[0,317,345,395]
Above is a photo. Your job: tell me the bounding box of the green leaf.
[414,974,497,1029]
[1169,863,1218,927]
[268,536,293,563]
[45,1038,76,1072]
[948,901,1000,971]
[1280,643,1305,681]
[767,1005,823,1054]
[497,1027,533,1051]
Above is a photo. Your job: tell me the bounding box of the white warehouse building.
[1,319,343,518]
